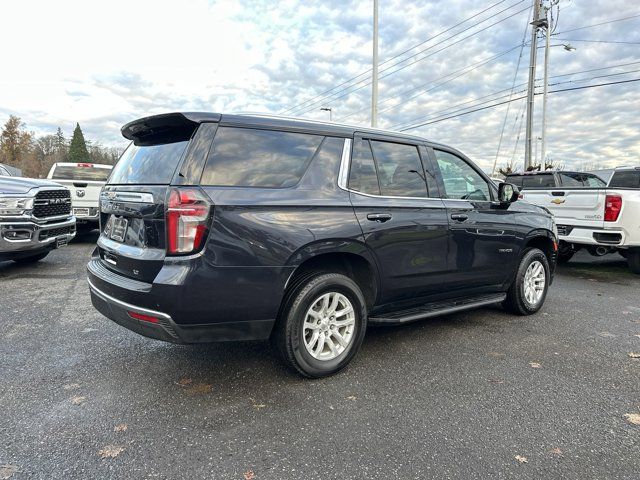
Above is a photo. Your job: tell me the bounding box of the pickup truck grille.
[556,224,574,236]
[33,189,72,218]
[39,225,74,240]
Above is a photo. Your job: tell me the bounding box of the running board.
[369,293,507,325]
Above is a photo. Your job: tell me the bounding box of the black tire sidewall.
[514,248,550,314]
[286,274,367,377]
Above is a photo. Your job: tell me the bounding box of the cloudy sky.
[1,0,638,172]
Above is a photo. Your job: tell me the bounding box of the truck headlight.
[0,197,34,215]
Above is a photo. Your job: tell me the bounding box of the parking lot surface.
[1,236,639,479]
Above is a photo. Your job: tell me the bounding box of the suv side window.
[200,127,324,188]
[609,170,640,188]
[434,150,490,201]
[370,141,428,198]
[348,138,380,195]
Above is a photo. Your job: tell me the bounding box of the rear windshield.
[52,165,112,181]
[108,141,188,185]
[609,170,640,188]
[200,127,324,188]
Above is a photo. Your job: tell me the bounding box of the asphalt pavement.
[1,236,639,479]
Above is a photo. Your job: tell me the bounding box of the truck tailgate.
[53,179,103,209]
[521,189,605,229]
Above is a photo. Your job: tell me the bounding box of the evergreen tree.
[68,123,89,162]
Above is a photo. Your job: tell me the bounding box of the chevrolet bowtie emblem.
[551,198,565,205]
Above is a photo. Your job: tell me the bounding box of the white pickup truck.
[47,162,112,233]
[505,168,640,274]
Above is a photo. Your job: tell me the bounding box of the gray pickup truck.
[0,176,76,263]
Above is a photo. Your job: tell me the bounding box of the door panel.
[430,148,519,293]
[351,193,449,303]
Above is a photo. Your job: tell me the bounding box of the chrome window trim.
[337,137,446,204]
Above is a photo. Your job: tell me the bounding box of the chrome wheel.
[523,260,546,305]
[303,291,356,361]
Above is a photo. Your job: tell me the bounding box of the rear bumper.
[86,256,287,343]
[88,278,276,343]
[559,226,631,247]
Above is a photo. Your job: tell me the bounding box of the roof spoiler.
[121,112,221,146]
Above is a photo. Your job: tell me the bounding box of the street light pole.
[371,0,379,128]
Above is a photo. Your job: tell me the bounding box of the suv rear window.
[200,127,323,188]
[51,165,112,182]
[108,140,189,184]
[609,170,640,188]
[522,174,556,188]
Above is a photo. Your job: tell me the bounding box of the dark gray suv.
[87,112,557,377]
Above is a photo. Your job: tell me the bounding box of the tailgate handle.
[551,191,565,196]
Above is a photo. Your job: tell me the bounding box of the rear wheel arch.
[284,248,379,311]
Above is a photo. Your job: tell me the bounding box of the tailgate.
[54,179,104,209]
[521,188,606,229]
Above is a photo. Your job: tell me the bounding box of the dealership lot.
[1,236,639,479]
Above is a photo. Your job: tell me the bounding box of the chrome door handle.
[450,213,469,222]
[367,213,392,223]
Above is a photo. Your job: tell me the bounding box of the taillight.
[166,188,211,255]
[604,194,622,222]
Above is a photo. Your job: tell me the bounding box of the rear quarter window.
[200,127,324,188]
[609,171,640,188]
[108,140,189,185]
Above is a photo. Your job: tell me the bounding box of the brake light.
[166,188,211,255]
[604,194,622,222]
[77,163,93,167]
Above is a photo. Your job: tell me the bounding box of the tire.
[272,272,367,378]
[12,251,49,264]
[628,249,640,275]
[503,248,550,315]
[556,242,574,264]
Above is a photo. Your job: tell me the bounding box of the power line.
[389,62,640,130]
[279,0,517,115]
[553,13,640,35]
[397,77,640,131]
[341,44,523,121]
[290,2,530,116]
[492,6,531,174]
[554,38,640,45]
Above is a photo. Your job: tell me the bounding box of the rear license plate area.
[110,216,128,243]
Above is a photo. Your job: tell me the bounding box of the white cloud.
[0,0,638,171]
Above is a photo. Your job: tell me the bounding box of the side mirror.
[498,182,519,203]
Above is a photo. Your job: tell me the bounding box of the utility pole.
[540,2,553,166]
[371,0,379,128]
[524,0,546,170]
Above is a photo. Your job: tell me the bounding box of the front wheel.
[272,273,367,378]
[503,248,550,315]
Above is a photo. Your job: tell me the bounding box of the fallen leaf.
[488,352,505,358]
[529,362,542,369]
[549,448,563,456]
[515,455,528,463]
[114,423,128,433]
[63,383,80,390]
[176,378,192,386]
[633,335,640,339]
[346,395,357,401]
[0,465,18,479]
[329,405,334,410]
[243,470,256,480]
[597,332,616,338]
[489,378,504,384]
[624,413,640,425]
[71,395,86,405]
[98,445,124,459]
[628,352,640,359]
[184,383,212,395]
